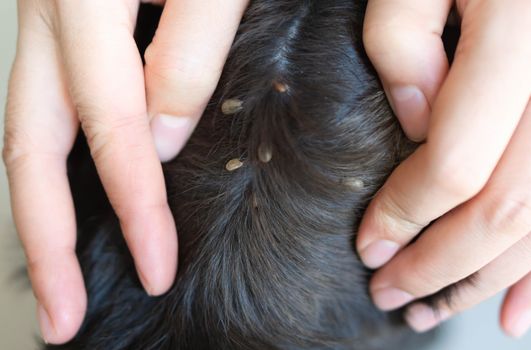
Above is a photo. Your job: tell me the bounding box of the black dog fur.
[44,1,458,349]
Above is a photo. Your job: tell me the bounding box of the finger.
[55,0,177,295]
[145,0,248,161]
[501,272,531,338]
[370,101,531,310]
[142,0,166,5]
[357,1,531,269]
[364,0,452,140]
[4,5,84,343]
[403,233,531,333]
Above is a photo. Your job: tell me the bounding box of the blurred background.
[1,1,41,349]
[0,1,530,349]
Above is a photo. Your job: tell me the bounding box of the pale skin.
[359,0,531,337]
[2,0,530,345]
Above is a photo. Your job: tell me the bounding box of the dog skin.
[42,1,458,349]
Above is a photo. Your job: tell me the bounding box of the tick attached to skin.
[221,98,243,115]
[251,193,259,209]
[225,158,244,172]
[344,177,364,191]
[273,80,289,93]
[258,144,273,163]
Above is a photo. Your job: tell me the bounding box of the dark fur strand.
[46,1,444,349]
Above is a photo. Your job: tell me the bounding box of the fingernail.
[372,287,414,311]
[509,310,531,338]
[128,206,178,297]
[151,114,194,162]
[360,240,400,269]
[37,303,54,344]
[389,85,429,142]
[405,303,450,333]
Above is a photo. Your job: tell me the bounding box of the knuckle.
[362,23,393,59]
[519,234,531,256]
[25,245,75,280]
[434,169,481,200]
[2,122,33,171]
[373,191,426,244]
[3,98,23,168]
[363,17,418,62]
[481,191,531,236]
[116,201,168,224]
[405,257,450,296]
[144,42,220,90]
[2,107,72,172]
[80,111,149,162]
[25,256,44,282]
[428,149,489,201]
[2,130,18,168]
[25,249,49,276]
[1,143,24,172]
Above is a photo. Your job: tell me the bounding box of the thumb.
[145,0,248,162]
[363,0,453,141]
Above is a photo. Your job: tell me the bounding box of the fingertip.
[145,0,247,159]
[500,274,531,338]
[363,1,450,141]
[501,295,531,339]
[359,239,400,269]
[356,202,378,253]
[26,246,87,344]
[371,287,414,311]
[501,310,531,339]
[151,113,195,162]
[38,298,86,345]
[356,201,401,268]
[125,205,178,296]
[388,85,430,142]
[405,303,449,333]
[34,259,87,345]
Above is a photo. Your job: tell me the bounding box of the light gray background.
[0,2,530,349]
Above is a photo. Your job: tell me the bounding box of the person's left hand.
[359,0,531,338]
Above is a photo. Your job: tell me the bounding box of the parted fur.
[46,1,440,349]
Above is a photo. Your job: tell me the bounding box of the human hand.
[3,0,247,344]
[360,0,531,337]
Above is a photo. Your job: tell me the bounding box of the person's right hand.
[360,0,531,338]
[3,0,247,344]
